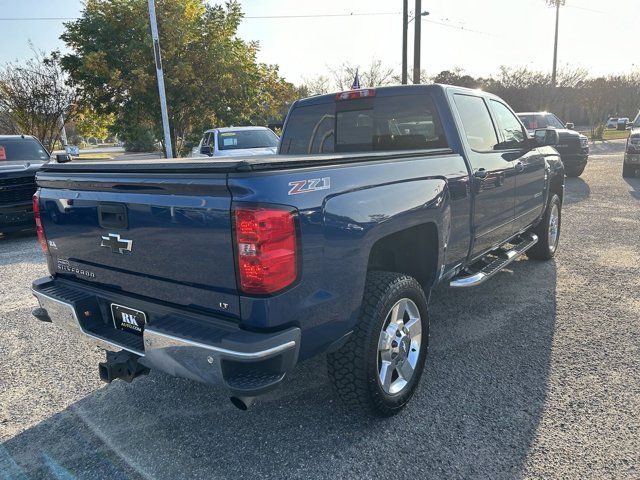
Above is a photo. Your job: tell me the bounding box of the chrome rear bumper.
[32,277,300,396]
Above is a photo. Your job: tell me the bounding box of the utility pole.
[402,0,408,84]
[147,0,173,159]
[413,0,421,84]
[549,0,565,87]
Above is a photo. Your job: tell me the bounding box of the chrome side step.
[449,233,538,288]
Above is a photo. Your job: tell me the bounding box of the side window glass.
[490,100,526,148]
[453,94,499,151]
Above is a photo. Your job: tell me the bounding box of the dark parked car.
[518,112,589,177]
[623,116,640,177]
[31,85,564,417]
[0,135,51,235]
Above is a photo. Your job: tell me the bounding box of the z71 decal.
[288,177,331,195]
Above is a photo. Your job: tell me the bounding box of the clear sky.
[1,0,638,84]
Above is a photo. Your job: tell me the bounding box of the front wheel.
[327,272,429,417]
[623,164,635,178]
[565,165,585,177]
[527,193,561,260]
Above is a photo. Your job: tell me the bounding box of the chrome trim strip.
[31,288,138,354]
[143,328,296,360]
[450,234,538,288]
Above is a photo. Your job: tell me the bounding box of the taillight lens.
[234,206,297,295]
[32,192,48,254]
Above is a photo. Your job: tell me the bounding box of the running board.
[449,233,538,288]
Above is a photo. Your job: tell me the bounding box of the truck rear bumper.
[31,277,300,397]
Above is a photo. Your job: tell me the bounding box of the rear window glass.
[280,94,448,154]
[0,138,49,161]
[216,130,279,150]
[518,114,564,130]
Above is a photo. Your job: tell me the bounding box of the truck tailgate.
[37,172,239,317]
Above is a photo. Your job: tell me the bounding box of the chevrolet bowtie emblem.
[100,233,133,254]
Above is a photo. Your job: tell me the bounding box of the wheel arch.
[367,222,440,293]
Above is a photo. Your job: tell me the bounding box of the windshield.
[0,137,49,161]
[280,94,448,154]
[518,114,565,130]
[216,130,279,150]
[634,115,640,127]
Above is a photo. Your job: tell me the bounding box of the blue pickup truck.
[31,84,564,416]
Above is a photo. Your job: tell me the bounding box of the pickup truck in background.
[623,115,640,177]
[517,111,589,177]
[0,135,52,235]
[31,84,564,417]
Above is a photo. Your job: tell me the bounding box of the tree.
[0,50,77,151]
[61,0,297,156]
[329,60,396,90]
[75,107,115,142]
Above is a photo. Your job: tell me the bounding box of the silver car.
[190,126,279,158]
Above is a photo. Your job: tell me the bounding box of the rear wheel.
[565,165,586,177]
[327,271,429,417]
[623,164,635,178]
[527,193,561,261]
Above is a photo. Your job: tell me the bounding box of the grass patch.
[74,152,115,160]
[579,129,630,141]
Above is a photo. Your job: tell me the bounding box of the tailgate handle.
[98,204,128,229]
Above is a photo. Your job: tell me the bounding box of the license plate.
[111,303,146,335]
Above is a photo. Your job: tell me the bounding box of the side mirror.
[56,153,72,163]
[200,145,212,156]
[533,128,559,147]
[565,122,574,130]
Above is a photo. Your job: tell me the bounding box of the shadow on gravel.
[1,259,557,480]
[623,176,640,200]
[563,177,590,205]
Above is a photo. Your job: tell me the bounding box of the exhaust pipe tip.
[230,396,256,410]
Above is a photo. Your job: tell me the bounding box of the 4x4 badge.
[101,233,133,254]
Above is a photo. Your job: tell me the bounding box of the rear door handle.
[514,161,525,172]
[474,168,488,179]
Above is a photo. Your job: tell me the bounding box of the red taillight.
[32,192,48,254]
[335,88,376,101]
[234,206,297,295]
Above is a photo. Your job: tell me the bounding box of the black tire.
[623,164,635,178]
[527,193,561,261]
[565,165,585,177]
[327,271,429,417]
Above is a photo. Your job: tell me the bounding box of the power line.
[244,12,400,19]
[0,12,402,21]
[0,17,77,21]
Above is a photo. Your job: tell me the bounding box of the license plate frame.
[111,303,147,336]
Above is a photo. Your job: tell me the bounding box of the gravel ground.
[1,153,638,479]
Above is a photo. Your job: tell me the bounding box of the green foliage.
[75,107,115,141]
[590,124,605,141]
[61,0,298,156]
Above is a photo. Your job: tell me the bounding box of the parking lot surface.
[1,152,638,479]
